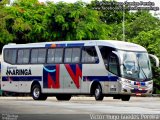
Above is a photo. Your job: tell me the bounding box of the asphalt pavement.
[0,97,160,120]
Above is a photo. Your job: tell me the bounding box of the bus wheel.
[94,84,104,101]
[56,94,71,101]
[31,84,47,100]
[121,95,130,101]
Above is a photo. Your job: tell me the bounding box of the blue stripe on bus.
[66,43,84,47]
[45,43,84,48]
[2,75,118,82]
[83,76,118,82]
[2,76,42,81]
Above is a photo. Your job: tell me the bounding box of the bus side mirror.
[149,54,159,67]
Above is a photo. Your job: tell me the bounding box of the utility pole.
[122,5,125,41]
[122,0,127,41]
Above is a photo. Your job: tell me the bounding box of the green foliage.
[131,29,160,93]
[0,0,110,44]
[126,11,160,40]
[45,1,110,41]
[131,29,160,57]
[0,0,15,44]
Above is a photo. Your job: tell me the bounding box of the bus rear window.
[4,49,17,64]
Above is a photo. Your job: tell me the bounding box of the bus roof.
[97,40,147,52]
[3,40,147,52]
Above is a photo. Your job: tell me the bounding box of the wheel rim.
[95,87,100,97]
[33,87,40,98]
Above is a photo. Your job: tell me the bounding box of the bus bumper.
[118,78,153,96]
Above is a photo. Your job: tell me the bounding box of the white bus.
[0,54,1,80]
[0,54,1,81]
[0,40,159,101]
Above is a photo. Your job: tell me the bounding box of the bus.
[0,54,1,79]
[0,54,2,95]
[0,54,1,74]
[0,40,159,101]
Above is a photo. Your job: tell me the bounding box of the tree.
[0,0,15,47]
[0,0,110,45]
[87,0,135,40]
[45,1,110,41]
[4,0,49,43]
[126,11,160,41]
[131,29,160,93]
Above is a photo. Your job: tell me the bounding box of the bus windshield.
[119,50,152,81]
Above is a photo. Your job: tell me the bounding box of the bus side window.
[17,49,30,64]
[31,49,46,64]
[108,53,119,75]
[72,48,81,63]
[38,49,46,63]
[31,49,38,64]
[47,49,55,63]
[99,46,115,66]
[64,48,72,63]
[4,49,17,64]
[81,46,98,63]
[54,48,63,63]
[64,48,81,63]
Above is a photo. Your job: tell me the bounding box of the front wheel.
[94,84,104,101]
[31,84,47,100]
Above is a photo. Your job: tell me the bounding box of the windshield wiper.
[137,58,147,81]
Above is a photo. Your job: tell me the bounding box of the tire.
[31,84,47,100]
[56,94,71,101]
[121,95,130,101]
[94,84,104,101]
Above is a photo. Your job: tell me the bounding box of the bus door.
[99,46,119,93]
[81,46,101,93]
[108,52,120,93]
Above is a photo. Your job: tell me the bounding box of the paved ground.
[0,97,160,120]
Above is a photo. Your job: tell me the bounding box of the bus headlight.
[147,81,153,85]
[120,78,131,86]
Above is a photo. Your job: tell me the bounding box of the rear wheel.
[31,84,47,100]
[121,95,130,101]
[94,84,104,101]
[56,94,71,101]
